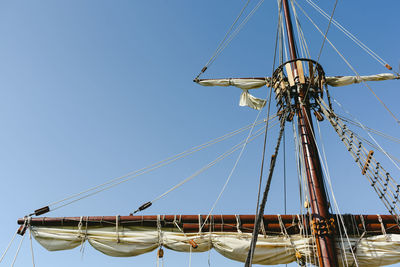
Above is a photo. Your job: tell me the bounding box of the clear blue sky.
[1,1,400,266]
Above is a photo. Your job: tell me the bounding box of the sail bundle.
[195,73,398,110]
[20,214,400,266]
[29,225,400,266]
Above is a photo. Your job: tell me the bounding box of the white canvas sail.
[30,225,400,266]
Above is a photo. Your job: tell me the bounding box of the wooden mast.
[281,0,338,266]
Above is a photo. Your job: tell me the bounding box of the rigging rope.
[195,0,251,79]
[196,0,265,79]
[283,127,287,214]
[152,125,270,202]
[28,117,274,215]
[11,234,25,267]
[248,4,284,265]
[334,98,400,172]
[245,112,287,267]
[255,88,275,216]
[29,228,36,267]
[314,0,337,63]
[52,119,267,205]
[310,115,359,266]
[197,0,282,232]
[134,122,277,214]
[302,0,338,101]
[0,231,18,263]
[339,115,400,145]
[318,98,400,219]
[255,0,282,216]
[199,98,274,232]
[291,0,310,59]
[293,0,400,125]
[350,134,400,164]
[304,0,396,73]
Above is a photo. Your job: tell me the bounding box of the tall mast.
[281,1,338,266]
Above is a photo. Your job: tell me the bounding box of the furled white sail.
[30,225,400,266]
[196,73,398,109]
[196,78,269,110]
[325,73,398,87]
[196,78,270,90]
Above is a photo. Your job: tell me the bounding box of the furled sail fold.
[30,225,400,266]
[196,78,269,110]
[195,73,398,109]
[19,214,400,266]
[325,73,398,87]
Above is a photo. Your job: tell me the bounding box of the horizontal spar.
[18,214,300,226]
[18,214,400,235]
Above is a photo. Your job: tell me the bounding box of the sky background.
[1,0,400,266]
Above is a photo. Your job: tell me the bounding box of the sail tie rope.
[78,216,83,240]
[173,215,186,234]
[377,214,388,239]
[157,215,162,245]
[157,215,165,267]
[278,214,291,254]
[360,215,366,234]
[352,230,366,256]
[78,216,88,256]
[208,215,213,253]
[296,214,304,237]
[172,216,200,249]
[235,215,242,234]
[198,214,203,236]
[278,214,301,262]
[116,215,120,243]
[278,214,289,238]
[259,217,267,238]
